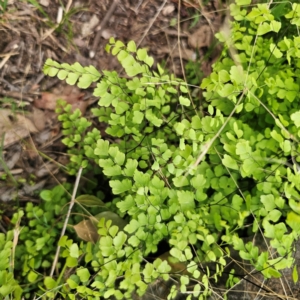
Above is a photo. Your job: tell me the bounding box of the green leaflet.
[36,3,300,298]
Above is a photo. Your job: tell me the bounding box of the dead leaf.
[70,100,89,115]
[74,211,127,243]
[73,37,87,48]
[34,92,61,110]
[188,25,213,49]
[34,89,87,114]
[162,4,175,16]
[35,162,58,177]
[81,14,99,37]
[0,187,17,202]
[73,219,99,243]
[0,109,38,148]
[39,0,49,7]
[0,145,21,170]
[31,107,46,131]
[101,29,116,40]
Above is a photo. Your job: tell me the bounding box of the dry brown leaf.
[162,4,175,16]
[73,37,87,48]
[31,107,46,131]
[188,25,213,49]
[73,220,99,244]
[34,92,62,110]
[35,164,54,177]
[34,90,87,114]
[101,29,116,40]
[39,0,49,7]
[74,211,128,243]
[70,100,89,115]
[81,14,99,37]
[0,145,21,170]
[0,109,38,148]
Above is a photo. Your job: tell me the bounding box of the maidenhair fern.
[33,1,300,298]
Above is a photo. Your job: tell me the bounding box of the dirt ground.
[0,0,225,210]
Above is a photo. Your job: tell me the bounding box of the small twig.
[66,0,73,13]
[133,0,144,14]
[0,52,19,70]
[0,78,20,91]
[198,0,217,35]
[136,0,168,48]
[41,1,73,42]
[0,90,35,102]
[49,167,83,277]
[89,0,119,58]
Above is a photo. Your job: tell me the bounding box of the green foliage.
[0,229,22,299]
[41,3,300,295]
[3,1,300,299]
[0,0,8,14]
[185,59,204,86]
[55,100,93,174]
[9,185,70,297]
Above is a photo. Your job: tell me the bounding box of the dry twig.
[49,167,83,277]
[89,0,119,58]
